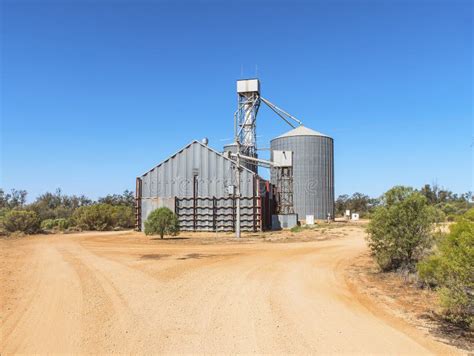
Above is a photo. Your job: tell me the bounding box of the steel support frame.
[274,166,294,215]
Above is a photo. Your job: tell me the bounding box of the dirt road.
[0,227,460,354]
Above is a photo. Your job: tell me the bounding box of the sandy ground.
[0,225,464,354]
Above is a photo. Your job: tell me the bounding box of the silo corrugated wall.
[270,129,334,220]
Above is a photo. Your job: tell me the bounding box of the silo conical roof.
[274,125,330,139]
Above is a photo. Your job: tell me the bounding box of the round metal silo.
[223,142,239,155]
[270,126,334,220]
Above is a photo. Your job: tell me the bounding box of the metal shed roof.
[140,140,257,178]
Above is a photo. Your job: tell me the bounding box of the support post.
[253,196,257,232]
[193,175,197,231]
[175,197,179,229]
[235,147,241,238]
[212,196,217,232]
[135,177,142,231]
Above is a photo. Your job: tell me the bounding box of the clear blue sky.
[1,0,472,201]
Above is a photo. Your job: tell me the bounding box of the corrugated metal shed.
[139,140,257,229]
[271,126,334,220]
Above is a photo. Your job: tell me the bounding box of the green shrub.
[432,207,446,223]
[0,207,9,219]
[111,205,134,228]
[144,207,179,238]
[56,218,69,230]
[0,208,9,235]
[446,214,457,222]
[290,225,303,233]
[463,207,474,222]
[418,209,474,329]
[41,218,70,231]
[366,187,436,272]
[2,210,41,234]
[72,204,116,231]
[72,204,134,231]
[40,219,55,230]
[290,224,317,233]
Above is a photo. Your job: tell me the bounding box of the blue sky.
[1,0,472,201]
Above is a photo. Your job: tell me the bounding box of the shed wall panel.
[140,141,256,225]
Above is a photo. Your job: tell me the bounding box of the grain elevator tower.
[235,79,260,173]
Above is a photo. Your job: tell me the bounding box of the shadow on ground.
[140,254,171,260]
[177,253,214,260]
[176,253,242,260]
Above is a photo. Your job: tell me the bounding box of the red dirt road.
[0,228,461,354]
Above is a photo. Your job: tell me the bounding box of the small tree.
[98,190,135,209]
[0,189,27,209]
[144,207,179,238]
[367,186,436,272]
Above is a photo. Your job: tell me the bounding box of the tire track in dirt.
[59,248,134,353]
[1,242,41,347]
[58,241,168,353]
[1,241,83,354]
